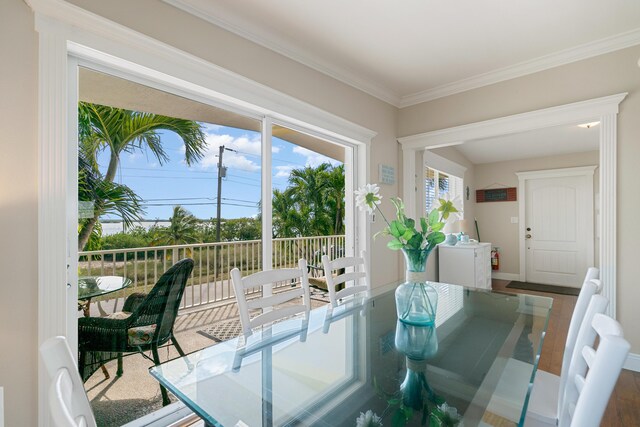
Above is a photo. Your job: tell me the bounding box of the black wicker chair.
[78,258,194,405]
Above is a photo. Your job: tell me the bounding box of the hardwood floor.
[492,279,640,426]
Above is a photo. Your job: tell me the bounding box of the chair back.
[557,270,601,412]
[321,250,369,308]
[129,258,194,346]
[231,259,311,337]
[559,313,629,427]
[40,336,97,427]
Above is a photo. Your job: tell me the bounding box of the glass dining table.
[150,282,552,427]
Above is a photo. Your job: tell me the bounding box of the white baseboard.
[624,352,640,372]
[492,272,520,281]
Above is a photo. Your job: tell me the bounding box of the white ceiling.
[454,123,600,164]
[164,0,640,106]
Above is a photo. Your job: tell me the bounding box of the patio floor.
[84,289,331,427]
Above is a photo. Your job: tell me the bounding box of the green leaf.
[404,217,416,230]
[420,217,428,233]
[407,234,423,249]
[428,209,440,227]
[430,222,444,232]
[426,232,446,246]
[402,229,415,242]
[390,220,407,237]
[390,197,406,220]
[388,398,401,405]
[387,239,404,250]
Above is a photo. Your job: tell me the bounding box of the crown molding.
[399,27,640,108]
[162,0,402,107]
[163,0,640,109]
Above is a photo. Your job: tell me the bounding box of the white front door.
[524,173,594,287]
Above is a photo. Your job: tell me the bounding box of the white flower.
[438,403,461,424]
[355,410,383,427]
[355,183,382,214]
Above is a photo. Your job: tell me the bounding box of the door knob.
[525,234,532,239]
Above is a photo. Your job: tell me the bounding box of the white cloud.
[199,133,262,172]
[274,165,294,179]
[292,146,339,167]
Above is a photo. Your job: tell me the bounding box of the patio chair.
[321,250,369,307]
[40,336,97,427]
[78,258,194,406]
[231,259,311,338]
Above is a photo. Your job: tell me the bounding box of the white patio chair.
[524,268,601,425]
[559,313,629,427]
[40,336,97,427]
[321,250,370,308]
[231,259,311,338]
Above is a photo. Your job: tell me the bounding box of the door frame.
[516,165,597,284]
[399,92,627,321]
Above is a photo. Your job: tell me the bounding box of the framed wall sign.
[476,187,517,202]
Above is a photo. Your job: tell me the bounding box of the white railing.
[78,235,345,311]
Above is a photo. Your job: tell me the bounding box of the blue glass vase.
[395,248,438,326]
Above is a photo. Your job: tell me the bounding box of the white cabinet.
[438,242,492,289]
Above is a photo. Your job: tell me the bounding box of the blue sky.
[99,123,340,221]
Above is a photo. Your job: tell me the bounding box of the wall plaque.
[476,187,517,203]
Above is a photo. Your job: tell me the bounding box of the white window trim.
[29,1,375,425]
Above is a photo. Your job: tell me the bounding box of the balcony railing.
[78,235,345,312]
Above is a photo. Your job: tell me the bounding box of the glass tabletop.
[150,283,552,427]
[77,276,132,300]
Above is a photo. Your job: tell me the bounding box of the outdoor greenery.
[77,103,345,253]
[77,102,207,251]
[272,163,345,238]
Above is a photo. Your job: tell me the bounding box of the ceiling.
[454,123,600,164]
[163,0,640,107]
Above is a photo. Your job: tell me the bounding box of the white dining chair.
[524,268,601,425]
[40,336,97,427]
[524,293,609,426]
[231,259,311,337]
[560,313,629,427]
[321,250,370,308]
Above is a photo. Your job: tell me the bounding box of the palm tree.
[288,163,332,236]
[78,140,142,250]
[77,102,207,250]
[322,164,345,234]
[152,206,200,246]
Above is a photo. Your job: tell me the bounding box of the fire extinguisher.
[491,247,500,271]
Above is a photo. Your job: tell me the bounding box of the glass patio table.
[150,282,552,427]
[77,275,132,317]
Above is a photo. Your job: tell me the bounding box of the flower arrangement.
[355,184,460,253]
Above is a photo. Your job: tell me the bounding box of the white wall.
[398,44,640,354]
[473,151,599,276]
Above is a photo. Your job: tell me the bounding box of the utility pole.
[215,145,226,243]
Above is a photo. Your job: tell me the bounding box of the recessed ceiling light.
[577,121,600,129]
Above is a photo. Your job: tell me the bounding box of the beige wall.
[0,1,39,427]
[473,151,599,275]
[399,45,640,354]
